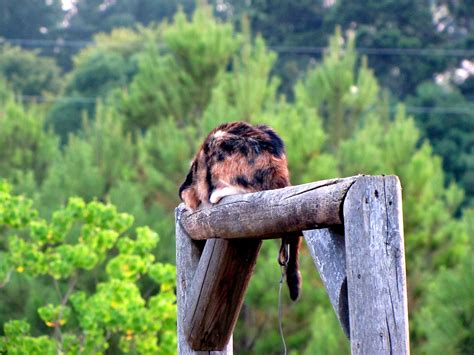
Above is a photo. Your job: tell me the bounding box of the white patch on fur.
[213,130,227,138]
[210,186,246,204]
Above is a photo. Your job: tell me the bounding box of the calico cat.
[179,121,302,301]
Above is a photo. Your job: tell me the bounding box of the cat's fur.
[179,121,302,301]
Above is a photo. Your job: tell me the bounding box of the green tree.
[416,209,473,354]
[0,182,177,354]
[212,0,474,200]
[297,28,379,150]
[0,45,61,96]
[407,82,474,201]
[40,104,138,215]
[120,4,240,130]
[1,5,470,353]
[0,82,59,191]
[323,0,448,97]
[41,103,180,262]
[212,0,329,97]
[309,32,468,348]
[47,28,147,140]
[62,0,194,42]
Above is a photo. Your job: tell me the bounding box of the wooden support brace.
[304,227,350,337]
[343,176,410,354]
[184,237,261,350]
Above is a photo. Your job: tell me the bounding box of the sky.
[62,0,74,11]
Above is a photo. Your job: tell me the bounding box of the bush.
[0,182,176,354]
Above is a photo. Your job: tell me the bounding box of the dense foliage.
[3,0,472,199]
[0,1,472,353]
[0,183,176,354]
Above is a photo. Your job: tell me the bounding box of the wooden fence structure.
[175,175,410,354]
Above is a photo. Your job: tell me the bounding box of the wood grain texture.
[303,227,350,338]
[343,176,410,354]
[179,176,359,240]
[184,238,261,350]
[176,206,233,354]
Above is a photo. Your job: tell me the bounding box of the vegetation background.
[0,0,472,353]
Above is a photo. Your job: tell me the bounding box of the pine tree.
[416,208,473,354]
[1,6,470,353]
[0,45,62,97]
[297,27,379,150]
[120,4,240,130]
[39,104,138,216]
[47,27,149,140]
[0,81,59,191]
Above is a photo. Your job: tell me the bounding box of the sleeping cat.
[179,121,302,301]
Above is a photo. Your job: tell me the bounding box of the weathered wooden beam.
[183,236,261,350]
[176,206,233,354]
[179,176,359,240]
[343,176,409,354]
[303,227,350,338]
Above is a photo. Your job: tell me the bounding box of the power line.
[16,95,474,115]
[1,38,92,48]
[273,46,474,57]
[19,95,96,103]
[400,106,474,114]
[2,38,474,57]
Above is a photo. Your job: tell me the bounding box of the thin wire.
[2,37,474,57]
[273,46,474,57]
[14,95,474,115]
[278,266,288,355]
[278,241,290,355]
[18,95,96,103]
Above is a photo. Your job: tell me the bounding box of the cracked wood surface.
[344,176,409,354]
[176,208,233,354]
[178,176,359,240]
[184,237,261,350]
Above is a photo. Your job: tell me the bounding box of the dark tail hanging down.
[279,234,302,301]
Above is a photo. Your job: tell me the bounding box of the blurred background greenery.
[0,0,472,353]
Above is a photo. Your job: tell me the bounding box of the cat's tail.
[279,235,302,301]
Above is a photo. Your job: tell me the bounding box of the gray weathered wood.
[303,227,350,338]
[176,174,410,353]
[184,237,261,350]
[343,176,409,354]
[176,206,233,354]
[179,176,359,240]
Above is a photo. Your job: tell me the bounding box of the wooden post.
[176,206,233,354]
[343,176,410,354]
[175,175,410,354]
